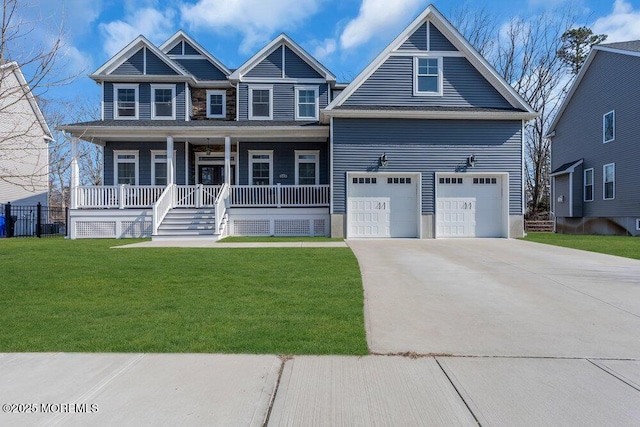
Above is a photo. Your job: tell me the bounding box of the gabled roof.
[160,30,232,77]
[229,33,336,82]
[0,61,53,140]
[325,4,535,117]
[550,159,583,176]
[549,41,640,135]
[90,35,189,79]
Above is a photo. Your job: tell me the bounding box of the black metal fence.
[1,203,68,238]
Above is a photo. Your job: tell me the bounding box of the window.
[414,57,442,95]
[473,177,497,184]
[113,150,139,185]
[584,168,594,202]
[151,84,176,119]
[603,163,615,200]
[295,87,319,120]
[249,150,273,185]
[151,151,177,186]
[352,177,377,184]
[114,84,139,119]
[249,86,273,120]
[439,177,463,184]
[295,150,319,185]
[206,90,226,118]
[603,111,615,143]
[388,177,413,184]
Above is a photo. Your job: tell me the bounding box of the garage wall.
[332,118,523,215]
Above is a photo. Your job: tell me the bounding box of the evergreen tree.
[558,27,607,74]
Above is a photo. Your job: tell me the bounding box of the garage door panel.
[349,197,391,238]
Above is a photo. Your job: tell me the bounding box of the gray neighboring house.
[0,61,53,206]
[60,4,535,240]
[549,41,640,236]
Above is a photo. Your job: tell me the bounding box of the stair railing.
[152,184,175,235]
[214,183,230,235]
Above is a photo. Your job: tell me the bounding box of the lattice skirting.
[230,217,329,236]
[70,209,153,239]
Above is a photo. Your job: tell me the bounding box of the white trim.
[390,51,465,57]
[113,84,139,120]
[282,45,286,79]
[184,141,189,185]
[426,20,431,51]
[323,108,536,121]
[603,110,615,143]
[150,150,177,185]
[584,168,594,202]
[195,151,236,185]
[206,90,227,118]
[248,150,273,185]
[522,120,525,215]
[295,150,320,185]
[413,56,443,96]
[569,170,574,217]
[159,30,232,76]
[150,84,176,120]
[295,86,319,120]
[101,82,105,121]
[143,47,147,75]
[636,218,640,231]
[185,84,191,121]
[113,150,139,185]
[603,163,615,200]
[329,116,334,215]
[248,85,273,120]
[236,82,240,120]
[240,77,328,84]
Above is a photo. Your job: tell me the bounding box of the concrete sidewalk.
[112,240,347,248]
[2,353,640,426]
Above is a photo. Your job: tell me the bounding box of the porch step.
[153,208,223,240]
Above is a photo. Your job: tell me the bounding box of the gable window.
[584,168,594,202]
[295,150,319,185]
[113,150,139,185]
[206,90,226,118]
[151,150,177,186]
[249,150,273,185]
[114,84,139,119]
[414,57,442,96]
[603,163,615,200]
[295,87,319,120]
[151,84,176,120]
[603,111,615,143]
[249,86,273,120]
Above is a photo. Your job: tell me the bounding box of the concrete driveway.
[348,238,640,358]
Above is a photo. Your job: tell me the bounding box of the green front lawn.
[523,232,640,260]
[219,236,343,243]
[0,238,367,355]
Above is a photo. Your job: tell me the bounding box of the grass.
[218,236,343,243]
[523,232,640,260]
[0,238,367,355]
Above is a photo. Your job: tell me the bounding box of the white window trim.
[413,56,443,97]
[295,150,320,185]
[113,150,139,185]
[584,168,594,202]
[603,163,615,200]
[636,218,640,231]
[248,150,273,185]
[248,85,273,120]
[206,90,226,118]
[150,150,177,186]
[603,110,615,143]
[294,86,319,121]
[113,84,139,120]
[150,84,176,120]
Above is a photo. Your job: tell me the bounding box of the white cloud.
[99,7,177,56]
[339,0,424,50]
[592,0,640,42]
[180,0,322,54]
[309,38,337,60]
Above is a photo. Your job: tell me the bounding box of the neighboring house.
[0,61,53,206]
[549,41,640,236]
[60,4,535,240]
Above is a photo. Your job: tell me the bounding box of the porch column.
[166,136,175,186]
[224,136,231,186]
[70,137,80,209]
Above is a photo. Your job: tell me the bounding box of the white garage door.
[347,174,419,238]
[436,175,506,238]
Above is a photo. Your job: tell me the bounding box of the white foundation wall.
[69,209,153,239]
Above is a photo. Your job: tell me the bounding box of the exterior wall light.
[467,154,476,168]
[379,153,388,167]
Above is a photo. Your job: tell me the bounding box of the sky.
[12,0,640,117]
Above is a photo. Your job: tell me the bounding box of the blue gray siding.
[175,58,227,80]
[552,51,640,218]
[112,49,144,75]
[168,43,182,55]
[246,46,283,78]
[332,118,523,215]
[103,82,186,120]
[146,50,177,75]
[238,83,329,120]
[430,23,457,51]
[238,142,329,185]
[104,82,114,120]
[284,47,323,79]
[342,56,512,108]
[104,142,187,185]
[184,42,199,56]
[399,23,428,51]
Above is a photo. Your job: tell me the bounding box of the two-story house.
[60,4,535,240]
[0,61,52,206]
[549,41,640,236]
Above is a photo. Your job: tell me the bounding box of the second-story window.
[206,90,226,118]
[249,86,273,120]
[151,84,176,120]
[295,87,319,120]
[414,57,442,96]
[114,84,138,119]
[603,110,615,143]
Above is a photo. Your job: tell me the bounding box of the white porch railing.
[214,183,230,234]
[152,184,175,235]
[229,184,330,207]
[175,185,222,208]
[75,185,165,209]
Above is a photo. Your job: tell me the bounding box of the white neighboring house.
[0,61,53,206]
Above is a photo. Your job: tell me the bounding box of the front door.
[198,165,235,185]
